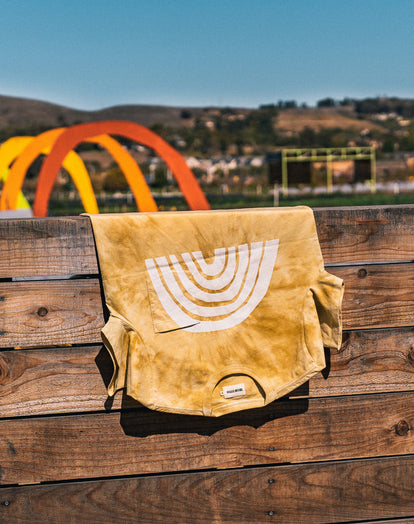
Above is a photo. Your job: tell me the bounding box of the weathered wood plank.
[1,329,414,417]
[0,217,98,278]
[0,456,413,523]
[315,204,414,264]
[0,392,412,485]
[336,262,414,329]
[306,327,414,397]
[0,280,104,348]
[0,345,111,417]
[1,206,414,280]
[2,262,414,348]
[354,520,414,524]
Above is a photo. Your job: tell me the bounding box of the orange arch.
[34,121,209,217]
[85,134,157,212]
[2,128,157,213]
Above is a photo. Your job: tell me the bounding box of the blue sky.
[1,0,413,110]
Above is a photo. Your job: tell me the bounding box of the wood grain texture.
[0,280,104,348]
[2,261,414,348]
[307,327,414,397]
[0,217,98,279]
[0,392,412,485]
[1,328,414,417]
[0,456,413,523]
[336,262,414,329]
[1,206,414,280]
[0,345,110,417]
[354,520,414,524]
[314,204,414,264]
[1,208,414,524]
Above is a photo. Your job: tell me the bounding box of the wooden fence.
[0,205,413,523]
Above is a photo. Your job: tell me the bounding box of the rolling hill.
[0,94,388,135]
[0,95,206,132]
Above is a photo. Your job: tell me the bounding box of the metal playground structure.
[268,146,376,195]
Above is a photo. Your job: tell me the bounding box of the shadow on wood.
[118,393,310,437]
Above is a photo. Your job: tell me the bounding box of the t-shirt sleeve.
[101,314,129,396]
[311,269,344,351]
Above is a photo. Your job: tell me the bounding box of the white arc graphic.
[191,248,226,276]
[181,247,237,289]
[145,239,279,333]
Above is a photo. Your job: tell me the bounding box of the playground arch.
[33,121,210,217]
[84,134,157,212]
[1,127,158,213]
[0,134,98,213]
[1,128,64,211]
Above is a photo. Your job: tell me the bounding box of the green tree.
[103,167,129,191]
[382,137,395,153]
[317,98,337,107]
[152,166,168,188]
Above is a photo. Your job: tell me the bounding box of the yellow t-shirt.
[87,207,344,417]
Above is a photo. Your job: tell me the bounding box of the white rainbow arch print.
[145,239,279,333]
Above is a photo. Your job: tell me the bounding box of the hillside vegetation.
[1,94,414,157]
[3,94,414,212]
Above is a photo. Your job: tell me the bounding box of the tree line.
[2,97,414,157]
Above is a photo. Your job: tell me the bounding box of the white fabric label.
[220,383,246,399]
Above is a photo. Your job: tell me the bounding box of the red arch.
[33,121,210,216]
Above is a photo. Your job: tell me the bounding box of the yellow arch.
[0,130,99,213]
[1,129,65,211]
[61,148,99,213]
[0,136,34,209]
[1,129,157,213]
[0,134,99,213]
[1,168,30,209]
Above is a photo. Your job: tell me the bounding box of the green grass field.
[48,190,414,215]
